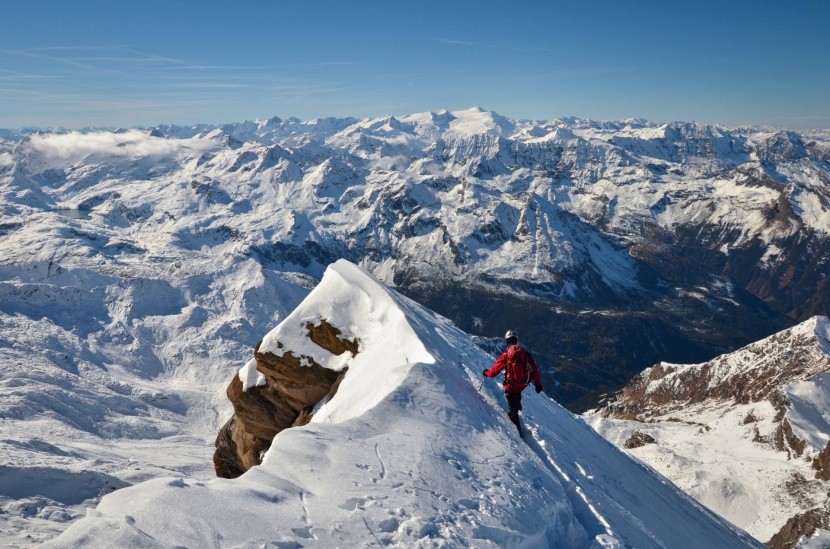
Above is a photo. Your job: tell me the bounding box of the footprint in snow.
[291,526,313,539]
[338,497,366,511]
[377,517,399,533]
[457,498,479,510]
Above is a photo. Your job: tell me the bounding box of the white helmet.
[505,330,517,341]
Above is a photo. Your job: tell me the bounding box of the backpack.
[505,344,532,387]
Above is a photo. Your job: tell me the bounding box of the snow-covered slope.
[0,231,311,545]
[587,317,830,545]
[48,260,759,548]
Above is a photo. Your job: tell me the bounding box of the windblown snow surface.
[47,260,760,548]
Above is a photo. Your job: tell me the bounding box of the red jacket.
[484,344,542,393]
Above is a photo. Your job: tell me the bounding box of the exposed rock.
[741,410,759,425]
[213,417,246,479]
[774,418,807,458]
[753,425,769,444]
[306,320,359,356]
[813,442,830,481]
[213,320,358,478]
[623,431,657,449]
[770,390,790,423]
[767,502,830,549]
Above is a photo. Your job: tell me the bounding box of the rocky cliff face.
[587,317,830,544]
[767,501,830,549]
[214,320,357,478]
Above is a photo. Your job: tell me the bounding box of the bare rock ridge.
[213,320,358,478]
[813,443,830,481]
[598,316,830,420]
[591,316,830,546]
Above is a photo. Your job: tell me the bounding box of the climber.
[483,330,543,438]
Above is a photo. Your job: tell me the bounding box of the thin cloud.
[156,63,284,71]
[312,61,363,66]
[27,45,126,52]
[433,37,485,47]
[505,44,553,54]
[431,37,552,54]
[432,38,484,47]
[69,56,189,64]
[0,68,64,81]
[0,44,356,126]
[1,46,251,73]
[268,83,344,98]
[0,48,105,71]
[545,66,638,78]
[159,81,260,91]
[118,48,191,66]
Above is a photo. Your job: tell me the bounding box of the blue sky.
[1,0,828,128]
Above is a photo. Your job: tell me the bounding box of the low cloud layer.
[28,130,205,163]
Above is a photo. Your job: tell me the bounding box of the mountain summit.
[49,260,759,548]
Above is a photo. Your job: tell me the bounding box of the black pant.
[506,391,523,434]
[506,391,523,414]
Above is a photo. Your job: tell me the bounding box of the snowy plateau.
[0,108,828,546]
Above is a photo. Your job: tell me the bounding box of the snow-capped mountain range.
[2,108,827,406]
[588,316,830,546]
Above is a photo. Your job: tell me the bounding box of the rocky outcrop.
[767,502,830,549]
[773,419,807,458]
[589,317,830,544]
[623,431,657,449]
[813,442,830,481]
[213,320,358,478]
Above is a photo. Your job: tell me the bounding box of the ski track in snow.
[374,442,387,483]
[523,421,621,547]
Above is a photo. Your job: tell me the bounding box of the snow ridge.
[48,260,759,548]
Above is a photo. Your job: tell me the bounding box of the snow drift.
[49,260,760,548]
